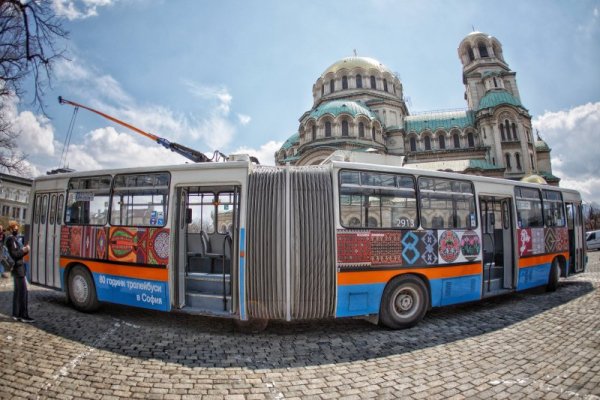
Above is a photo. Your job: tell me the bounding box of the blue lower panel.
[517,263,550,291]
[431,274,482,306]
[336,283,385,317]
[93,273,170,312]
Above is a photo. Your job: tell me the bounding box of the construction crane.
[58,96,214,163]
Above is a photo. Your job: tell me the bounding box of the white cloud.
[53,0,116,20]
[533,102,600,203]
[232,140,282,166]
[184,81,233,116]
[237,114,252,125]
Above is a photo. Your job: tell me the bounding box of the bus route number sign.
[75,192,95,202]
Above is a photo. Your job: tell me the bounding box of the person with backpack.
[6,220,33,323]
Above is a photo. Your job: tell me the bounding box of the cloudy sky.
[10,0,600,203]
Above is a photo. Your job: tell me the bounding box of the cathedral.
[275,31,558,185]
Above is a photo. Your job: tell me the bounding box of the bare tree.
[0,0,67,173]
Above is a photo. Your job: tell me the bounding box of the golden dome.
[321,56,393,77]
[520,174,547,184]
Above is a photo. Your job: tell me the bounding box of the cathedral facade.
[275,31,558,185]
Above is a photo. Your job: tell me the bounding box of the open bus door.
[480,196,515,296]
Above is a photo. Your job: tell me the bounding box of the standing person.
[0,225,6,278]
[6,221,33,323]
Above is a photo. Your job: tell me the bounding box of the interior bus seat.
[206,233,232,274]
[186,232,209,273]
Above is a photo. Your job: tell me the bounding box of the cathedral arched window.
[342,76,348,90]
[372,127,376,140]
[410,137,417,152]
[383,79,388,92]
[505,153,512,170]
[453,133,460,148]
[312,125,316,141]
[325,121,332,137]
[504,120,511,140]
[321,85,324,96]
[342,120,349,136]
[516,153,522,170]
[467,132,475,148]
[530,153,535,170]
[478,42,489,58]
[493,77,498,88]
[370,75,376,89]
[330,80,334,94]
[356,75,362,88]
[500,124,506,141]
[468,47,475,61]
[439,135,446,149]
[358,122,365,138]
[424,136,431,150]
[511,123,518,140]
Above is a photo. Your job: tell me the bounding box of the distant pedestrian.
[7,221,34,323]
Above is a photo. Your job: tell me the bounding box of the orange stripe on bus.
[338,263,482,285]
[59,257,168,281]
[518,252,569,268]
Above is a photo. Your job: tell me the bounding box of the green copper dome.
[281,132,299,150]
[478,90,524,111]
[308,100,377,120]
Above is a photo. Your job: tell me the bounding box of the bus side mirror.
[186,208,192,224]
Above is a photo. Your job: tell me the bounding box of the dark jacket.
[6,235,26,277]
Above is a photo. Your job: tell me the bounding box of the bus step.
[186,273,230,296]
[185,291,232,312]
[485,278,503,293]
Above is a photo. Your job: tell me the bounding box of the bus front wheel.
[379,275,429,329]
[68,265,99,312]
[546,258,561,292]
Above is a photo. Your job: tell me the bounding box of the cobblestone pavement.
[1,254,599,400]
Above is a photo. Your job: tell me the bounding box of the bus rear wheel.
[68,265,99,312]
[546,258,561,292]
[379,275,429,330]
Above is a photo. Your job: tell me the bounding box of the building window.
[410,137,417,152]
[330,80,334,94]
[342,76,348,90]
[370,75,376,89]
[493,77,498,88]
[356,75,362,88]
[467,132,475,147]
[372,127,376,140]
[383,79,388,92]
[478,43,489,58]
[439,135,446,149]
[342,120,349,136]
[505,153,512,170]
[424,136,431,150]
[321,85,324,96]
[500,124,506,141]
[512,123,518,140]
[530,153,535,170]
[325,121,332,137]
[312,125,316,141]
[468,47,475,61]
[453,134,460,148]
[505,120,511,140]
[516,153,522,170]
[358,122,365,138]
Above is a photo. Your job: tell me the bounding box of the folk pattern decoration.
[337,229,480,270]
[518,227,569,256]
[108,227,170,266]
[60,226,108,259]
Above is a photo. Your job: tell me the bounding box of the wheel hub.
[72,275,89,304]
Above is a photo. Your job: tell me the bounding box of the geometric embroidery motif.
[545,228,557,253]
[439,230,461,263]
[371,231,402,266]
[401,231,420,264]
[532,228,545,255]
[337,231,371,267]
[460,230,481,261]
[419,230,438,265]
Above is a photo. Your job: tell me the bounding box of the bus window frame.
[542,189,566,228]
[515,186,544,229]
[338,169,418,230]
[417,175,478,230]
[109,171,171,228]
[65,175,113,226]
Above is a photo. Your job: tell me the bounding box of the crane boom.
[58,96,212,163]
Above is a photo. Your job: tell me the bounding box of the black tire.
[546,258,561,292]
[379,275,429,329]
[68,265,99,312]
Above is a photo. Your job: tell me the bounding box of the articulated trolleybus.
[27,157,587,329]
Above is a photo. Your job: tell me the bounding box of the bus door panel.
[31,192,63,288]
[501,198,514,289]
[175,187,188,308]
